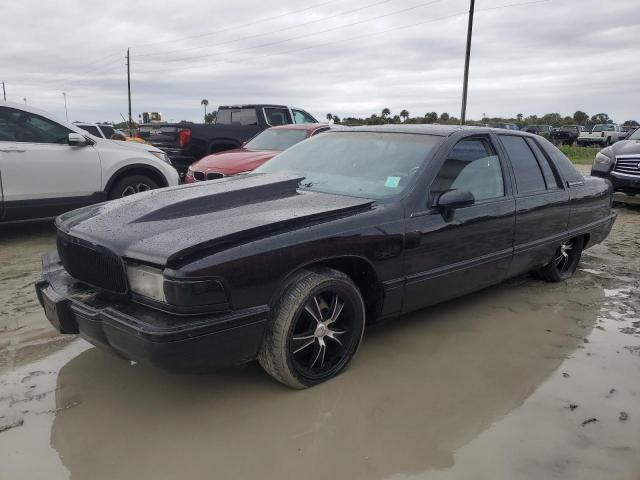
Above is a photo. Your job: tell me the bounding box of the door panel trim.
[406,247,513,285]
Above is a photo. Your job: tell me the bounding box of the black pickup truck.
[138,105,318,177]
[551,125,585,146]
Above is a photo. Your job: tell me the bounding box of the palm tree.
[201,99,209,121]
[400,109,409,122]
[381,108,391,119]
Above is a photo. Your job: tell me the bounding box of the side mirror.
[68,133,89,146]
[437,189,475,220]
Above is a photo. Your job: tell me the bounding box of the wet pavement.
[1,188,639,479]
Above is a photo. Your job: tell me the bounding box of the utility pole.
[126,48,133,135]
[2,81,5,101]
[460,0,475,125]
[62,92,68,121]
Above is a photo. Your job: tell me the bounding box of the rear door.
[0,106,101,220]
[403,135,516,312]
[497,134,569,275]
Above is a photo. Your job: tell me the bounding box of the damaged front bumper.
[35,251,269,370]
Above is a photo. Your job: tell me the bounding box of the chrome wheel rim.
[554,241,574,272]
[289,290,356,378]
[121,183,151,197]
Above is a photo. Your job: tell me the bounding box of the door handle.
[0,147,26,153]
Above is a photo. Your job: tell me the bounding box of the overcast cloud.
[2,0,639,124]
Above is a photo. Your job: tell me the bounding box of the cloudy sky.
[2,0,639,124]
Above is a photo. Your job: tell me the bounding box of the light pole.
[460,0,475,125]
[62,92,68,121]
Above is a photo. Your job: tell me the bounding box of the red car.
[185,123,331,183]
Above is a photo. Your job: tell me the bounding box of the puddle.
[0,207,639,479]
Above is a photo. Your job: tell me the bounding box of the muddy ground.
[1,181,639,479]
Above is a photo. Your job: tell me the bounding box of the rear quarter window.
[537,139,583,184]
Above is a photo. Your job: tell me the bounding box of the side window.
[431,138,504,202]
[0,107,71,144]
[232,109,258,126]
[292,109,316,124]
[500,135,546,194]
[0,107,21,141]
[264,108,292,126]
[79,125,101,137]
[526,138,561,189]
[100,126,116,138]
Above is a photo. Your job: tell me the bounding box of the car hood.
[56,173,374,268]
[609,139,640,156]
[191,148,279,173]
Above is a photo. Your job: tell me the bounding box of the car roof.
[268,123,331,132]
[331,123,537,137]
[219,104,290,109]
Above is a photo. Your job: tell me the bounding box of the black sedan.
[36,125,616,388]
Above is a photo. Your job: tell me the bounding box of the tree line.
[326,109,639,129]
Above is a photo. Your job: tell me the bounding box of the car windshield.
[559,126,576,131]
[245,129,308,151]
[592,125,612,132]
[629,128,640,140]
[255,131,441,199]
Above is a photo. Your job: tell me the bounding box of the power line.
[134,0,447,70]
[134,0,341,49]
[134,0,396,60]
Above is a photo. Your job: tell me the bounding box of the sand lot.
[1,184,639,479]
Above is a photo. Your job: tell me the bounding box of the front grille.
[57,232,128,294]
[614,156,640,176]
[207,172,224,180]
[193,171,205,181]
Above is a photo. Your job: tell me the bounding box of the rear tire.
[108,174,159,200]
[532,237,584,282]
[258,268,365,389]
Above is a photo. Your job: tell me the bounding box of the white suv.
[0,102,179,222]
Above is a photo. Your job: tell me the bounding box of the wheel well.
[307,257,383,323]
[105,165,168,194]
[582,233,591,249]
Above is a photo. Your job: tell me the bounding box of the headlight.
[126,264,166,303]
[594,152,612,165]
[150,151,172,165]
[126,263,229,309]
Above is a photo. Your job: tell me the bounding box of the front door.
[0,106,101,220]
[403,136,516,313]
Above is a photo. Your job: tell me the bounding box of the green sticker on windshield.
[385,176,401,188]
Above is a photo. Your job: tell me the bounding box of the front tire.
[108,174,159,200]
[532,236,584,282]
[258,268,365,389]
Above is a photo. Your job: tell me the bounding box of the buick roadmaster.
[36,126,616,388]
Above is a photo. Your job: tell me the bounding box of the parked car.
[522,125,553,139]
[0,101,179,222]
[578,124,626,146]
[591,126,640,194]
[551,125,585,146]
[37,125,616,388]
[138,104,318,177]
[185,123,331,183]
[75,123,121,139]
[489,123,519,130]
